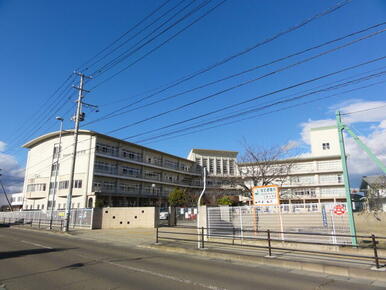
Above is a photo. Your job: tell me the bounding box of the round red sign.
[333,205,346,216]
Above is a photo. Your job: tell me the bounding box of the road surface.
[0,227,384,289]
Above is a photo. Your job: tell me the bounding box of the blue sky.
[0,0,386,191]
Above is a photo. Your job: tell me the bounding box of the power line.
[6,74,75,147]
[105,30,386,135]
[135,71,386,144]
[90,0,198,76]
[77,0,172,72]
[122,57,386,140]
[341,103,386,115]
[90,0,350,90]
[84,21,385,127]
[90,0,227,89]
[142,80,386,145]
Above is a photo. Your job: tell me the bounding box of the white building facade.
[22,130,203,210]
[20,126,346,209]
[238,126,346,204]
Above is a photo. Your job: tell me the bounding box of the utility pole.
[49,116,64,229]
[64,72,92,232]
[336,111,357,246]
[197,167,207,248]
[0,170,12,212]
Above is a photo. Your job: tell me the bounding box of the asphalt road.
[0,227,384,290]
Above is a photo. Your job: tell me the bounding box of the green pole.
[343,126,386,174]
[336,111,357,246]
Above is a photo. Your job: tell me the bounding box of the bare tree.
[230,144,298,199]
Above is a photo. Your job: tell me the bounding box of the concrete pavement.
[1,227,385,289]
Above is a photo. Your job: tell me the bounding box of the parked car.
[159,208,169,220]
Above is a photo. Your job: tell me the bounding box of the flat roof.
[189,148,239,156]
[23,130,196,163]
[238,154,341,166]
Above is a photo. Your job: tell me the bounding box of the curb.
[141,244,386,282]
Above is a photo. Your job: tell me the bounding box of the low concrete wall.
[96,207,158,229]
[354,212,386,236]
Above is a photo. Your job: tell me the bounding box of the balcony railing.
[96,146,201,174]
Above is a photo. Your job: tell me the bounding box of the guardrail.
[1,217,65,231]
[156,225,386,269]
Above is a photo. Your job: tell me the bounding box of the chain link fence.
[207,203,351,245]
[0,208,93,229]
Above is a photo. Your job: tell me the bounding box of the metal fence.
[207,203,351,245]
[0,208,93,229]
[176,207,197,226]
[156,226,386,269]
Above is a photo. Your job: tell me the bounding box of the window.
[216,159,221,174]
[121,166,140,177]
[51,163,59,173]
[74,180,82,188]
[59,180,69,189]
[164,159,178,169]
[122,149,142,161]
[322,143,330,150]
[209,159,214,173]
[26,183,46,192]
[229,160,235,175]
[53,145,61,158]
[144,171,161,181]
[222,159,228,174]
[337,174,343,183]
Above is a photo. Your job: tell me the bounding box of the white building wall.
[23,132,96,210]
[310,126,340,157]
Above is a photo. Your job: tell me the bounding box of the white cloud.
[0,141,25,194]
[0,141,6,152]
[300,118,335,144]
[299,100,386,181]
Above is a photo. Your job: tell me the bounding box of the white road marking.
[75,253,225,289]
[20,240,53,249]
[106,260,226,290]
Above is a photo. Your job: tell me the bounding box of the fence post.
[371,234,380,269]
[31,219,33,227]
[38,219,41,229]
[60,220,63,231]
[267,229,272,257]
[232,227,235,245]
[156,225,159,244]
[201,226,205,249]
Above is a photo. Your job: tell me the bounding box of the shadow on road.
[0,248,71,260]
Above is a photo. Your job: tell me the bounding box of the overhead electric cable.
[106,30,386,135]
[134,71,386,143]
[90,0,226,88]
[91,0,198,76]
[77,0,172,71]
[341,104,386,115]
[141,80,386,145]
[93,0,351,90]
[84,22,385,127]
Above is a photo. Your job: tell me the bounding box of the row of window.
[93,181,170,195]
[26,183,47,192]
[24,202,82,210]
[96,143,194,172]
[58,180,83,190]
[196,158,235,175]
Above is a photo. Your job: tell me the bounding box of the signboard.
[252,185,280,206]
[321,205,328,227]
[333,204,346,216]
